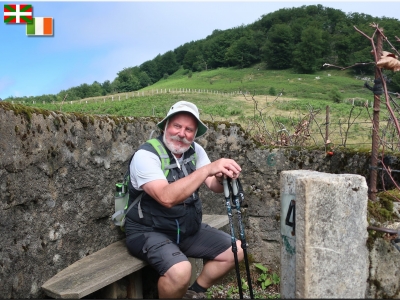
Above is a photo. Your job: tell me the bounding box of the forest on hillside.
[5,4,400,103]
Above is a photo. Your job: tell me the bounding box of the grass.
[206,263,281,299]
[13,66,398,151]
[146,66,372,100]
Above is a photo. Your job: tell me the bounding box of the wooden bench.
[41,214,229,299]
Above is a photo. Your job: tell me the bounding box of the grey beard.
[163,132,191,155]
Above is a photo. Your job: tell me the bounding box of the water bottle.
[115,183,124,196]
[115,183,127,221]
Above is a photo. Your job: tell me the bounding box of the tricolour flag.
[4,4,33,24]
[26,17,53,36]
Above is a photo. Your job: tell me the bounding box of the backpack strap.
[180,151,197,176]
[146,138,171,177]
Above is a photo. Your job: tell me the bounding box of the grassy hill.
[18,66,393,151]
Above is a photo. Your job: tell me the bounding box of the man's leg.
[179,224,245,292]
[196,240,243,289]
[126,232,193,298]
[158,261,192,298]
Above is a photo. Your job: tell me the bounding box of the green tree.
[292,27,326,73]
[158,51,179,77]
[225,34,259,68]
[203,28,242,68]
[114,67,140,92]
[138,71,152,87]
[262,24,294,69]
[183,48,201,70]
[174,42,192,65]
[101,80,113,95]
[75,83,91,99]
[140,59,160,84]
[89,81,103,97]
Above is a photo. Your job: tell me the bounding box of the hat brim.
[157,111,208,138]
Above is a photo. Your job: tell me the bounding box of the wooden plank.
[127,270,143,298]
[41,214,228,299]
[42,241,147,298]
[203,214,228,229]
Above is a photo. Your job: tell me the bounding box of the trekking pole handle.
[223,177,230,198]
[232,178,238,196]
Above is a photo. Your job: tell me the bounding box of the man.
[125,101,244,298]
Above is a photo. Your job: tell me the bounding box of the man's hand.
[207,158,242,179]
[215,172,224,185]
[204,158,241,192]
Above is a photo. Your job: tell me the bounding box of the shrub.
[330,89,343,103]
[268,87,276,96]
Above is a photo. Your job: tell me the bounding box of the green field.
[14,66,399,152]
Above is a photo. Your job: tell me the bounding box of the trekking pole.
[231,178,254,299]
[223,177,243,299]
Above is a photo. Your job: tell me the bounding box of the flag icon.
[4,4,33,24]
[26,17,53,36]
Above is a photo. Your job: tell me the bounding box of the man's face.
[163,112,198,157]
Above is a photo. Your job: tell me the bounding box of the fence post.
[369,27,383,201]
[325,105,330,145]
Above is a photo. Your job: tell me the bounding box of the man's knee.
[163,261,192,286]
[227,240,244,263]
[215,240,244,264]
[236,240,244,262]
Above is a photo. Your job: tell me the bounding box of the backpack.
[111,138,197,231]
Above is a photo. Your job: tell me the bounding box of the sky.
[1,1,399,100]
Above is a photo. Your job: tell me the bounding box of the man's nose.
[177,128,185,137]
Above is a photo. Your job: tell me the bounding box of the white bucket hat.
[157,101,208,138]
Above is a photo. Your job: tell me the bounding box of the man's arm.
[142,158,241,208]
[193,142,224,193]
[204,173,224,193]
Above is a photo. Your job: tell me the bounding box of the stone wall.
[0,102,399,298]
